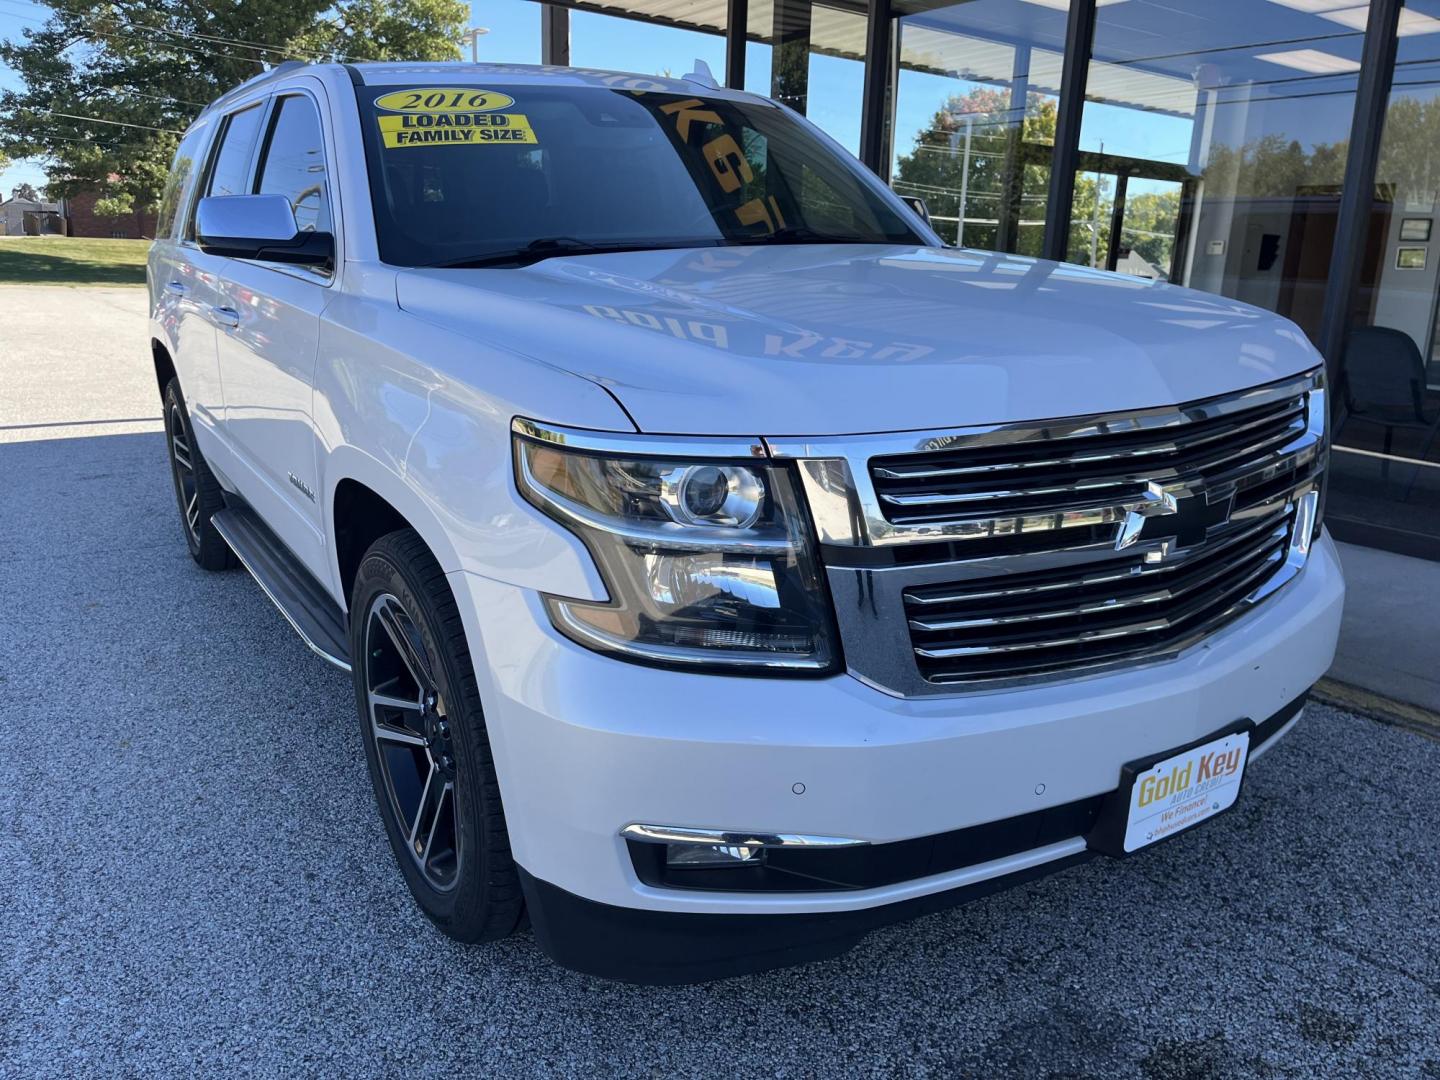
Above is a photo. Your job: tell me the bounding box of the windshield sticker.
[377,111,537,149]
[375,88,516,113]
[653,98,786,237]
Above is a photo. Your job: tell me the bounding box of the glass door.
[1112,177,1184,280]
[1067,154,1190,281]
[1329,0,1440,556]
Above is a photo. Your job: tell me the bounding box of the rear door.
[171,100,269,459]
[213,86,336,577]
[149,117,215,408]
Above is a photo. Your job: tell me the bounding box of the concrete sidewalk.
[1329,540,1440,717]
[0,285,159,444]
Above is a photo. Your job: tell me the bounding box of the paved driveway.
[2,288,1438,1077]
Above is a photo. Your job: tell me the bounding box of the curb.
[1312,677,1440,741]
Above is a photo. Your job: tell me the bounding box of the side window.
[156,123,209,240]
[206,103,266,198]
[256,95,331,234]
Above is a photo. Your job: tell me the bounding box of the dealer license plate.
[1121,729,1251,853]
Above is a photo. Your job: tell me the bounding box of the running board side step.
[210,504,352,672]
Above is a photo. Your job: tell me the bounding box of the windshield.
[356,83,924,267]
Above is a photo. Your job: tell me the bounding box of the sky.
[0,0,1199,202]
[0,0,49,194]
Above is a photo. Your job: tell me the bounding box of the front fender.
[315,274,625,607]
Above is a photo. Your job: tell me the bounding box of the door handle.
[165,280,188,296]
[210,305,240,329]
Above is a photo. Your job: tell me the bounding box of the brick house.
[62,187,158,239]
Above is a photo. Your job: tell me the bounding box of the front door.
[214,89,336,579]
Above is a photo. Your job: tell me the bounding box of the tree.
[0,0,467,214]
[1120,189,1182,272]
[893,87,1403,272]
[93,191,136,218]
[10,181,40,202]
[893,87,1048,253]
[893,87,1110,258]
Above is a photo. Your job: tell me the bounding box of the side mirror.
[196,194,333,268]
[898,194,932,227]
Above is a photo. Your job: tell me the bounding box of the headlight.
[513,420,839,673]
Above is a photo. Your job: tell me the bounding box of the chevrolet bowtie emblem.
[1115,482,1234,561]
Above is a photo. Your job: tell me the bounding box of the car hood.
[395,244,1321,437]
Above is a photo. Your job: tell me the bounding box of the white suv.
[148,61,1344,983]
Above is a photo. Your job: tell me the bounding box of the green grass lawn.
[0,236,150,286]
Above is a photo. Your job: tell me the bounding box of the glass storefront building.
[508,0,1440,560]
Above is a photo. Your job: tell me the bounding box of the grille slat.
[872,398,1305,482]
[901,507,1290,609]
[873,392,1309,530]
[866,375,1323,687]
[911,542,1285,661]
[906,521,1289,635]
[914,544,1288,683]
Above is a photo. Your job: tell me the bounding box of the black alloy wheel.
[168,395,201,548]
[350,529,525,942]
[363,591,462,891]
[162,378,236,571]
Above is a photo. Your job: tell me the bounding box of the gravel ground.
[2,289,1439,1077]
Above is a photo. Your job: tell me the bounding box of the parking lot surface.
[2,289,1438,1077]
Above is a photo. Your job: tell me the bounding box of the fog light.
[665,842,764,868]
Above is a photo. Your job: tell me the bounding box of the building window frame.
[841,0,1406,359]
[1318,0,1404,374]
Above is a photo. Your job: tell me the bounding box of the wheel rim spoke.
[171,429,193,472]
[376,598,436,693]
[373,721,427,748]
[168,404,201,542]
[418,782,452,869]
[363,591,460,892]
[408,764,438,846]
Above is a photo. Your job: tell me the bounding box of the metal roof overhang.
[528,0,1196,119]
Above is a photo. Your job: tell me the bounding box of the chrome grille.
[768,368,1327,696]
[905,508,1292,685]
[871,392,1307,529]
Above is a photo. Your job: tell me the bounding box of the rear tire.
[163,378,236,571]
[350,529,525,943]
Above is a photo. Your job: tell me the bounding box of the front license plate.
[1087,721,1253,857]
[1121,729,1250,853]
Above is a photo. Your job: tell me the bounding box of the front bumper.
[449,532,1344,978]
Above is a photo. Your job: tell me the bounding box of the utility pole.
[1089,141,1103,269]
[459,26,488,62]
[949,114,974,248]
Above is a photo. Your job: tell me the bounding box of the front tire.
[350,529,525,943]
[163,378,235,571]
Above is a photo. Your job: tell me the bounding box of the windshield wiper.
[425,236,717,269]
[726,225,884,247]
